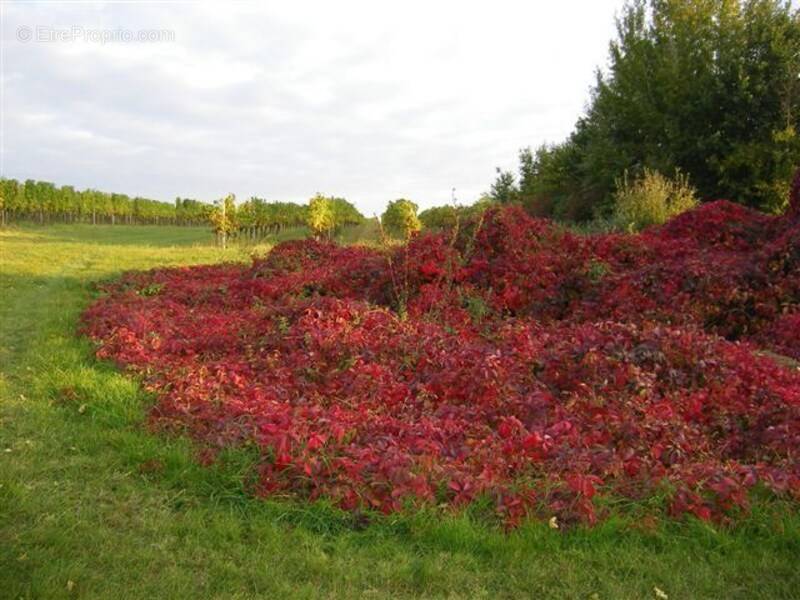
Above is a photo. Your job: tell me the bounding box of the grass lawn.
[1,224,798,599]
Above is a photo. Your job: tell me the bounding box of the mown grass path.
[1,224,798,599]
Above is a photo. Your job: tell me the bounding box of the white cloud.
[2,0,625,212]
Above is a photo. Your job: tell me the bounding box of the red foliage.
[81,188,800,526]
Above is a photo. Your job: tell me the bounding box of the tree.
[489,168,518,204]
[419,205,459,229]
[419,196,496,230]
[501,0,800,220]
[329,197,364,230]
[381,199,422,239]
[0,178,19,226]
[306,194,336,239]
[210,194,237,248]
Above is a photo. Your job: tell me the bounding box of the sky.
[2,0,627,214]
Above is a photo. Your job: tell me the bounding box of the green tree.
[504,0,800,220]
[419,196,496,230]
[329,197,364,230]
[419,205,459,229]
[306,194,336,239]
[489,168,518,204]
[381,199,422,239]
[210,194,237,248]
[0,179,20,225]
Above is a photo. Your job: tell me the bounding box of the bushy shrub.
[613,169,698,231]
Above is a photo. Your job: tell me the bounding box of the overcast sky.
[3,0,626,214]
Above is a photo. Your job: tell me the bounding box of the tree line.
[0,175,489,245]
[0,178,368,242]
[489,0,800,221]
[209,193,366,247]
[0,178,210,226]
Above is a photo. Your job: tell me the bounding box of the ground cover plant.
[81,178,800,528]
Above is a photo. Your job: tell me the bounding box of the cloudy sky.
[3,0,626,214]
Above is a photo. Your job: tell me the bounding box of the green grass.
[1,223,798,599]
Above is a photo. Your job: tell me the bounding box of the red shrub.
[81,187,800,526]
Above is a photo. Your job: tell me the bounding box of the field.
[1,222,799,599]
